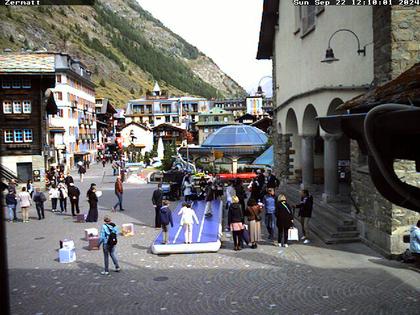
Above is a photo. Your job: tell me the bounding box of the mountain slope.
[0,0,246,106]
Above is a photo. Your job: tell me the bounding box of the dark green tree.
[99,79,106,87]
[9,35,14,43]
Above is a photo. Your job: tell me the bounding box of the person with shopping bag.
[275,194,294,247]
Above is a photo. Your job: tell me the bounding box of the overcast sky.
[136,0,272,96]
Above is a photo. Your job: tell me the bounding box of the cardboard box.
[59,248,76,263]
[122,223,134,236]
[84,228,98,240]
[88,237,100,250]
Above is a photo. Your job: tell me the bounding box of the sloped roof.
[121,122,150,131]
[253,145,273,166]
[202,125,268,147]
[0,53,55,73]
[256,0,279,60]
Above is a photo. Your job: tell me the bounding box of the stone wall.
[272,130,291,185]
[390,6,420,79]
[351,6,420,256]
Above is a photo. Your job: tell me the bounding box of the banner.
[246,97,263,116]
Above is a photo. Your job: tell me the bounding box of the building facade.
[0,53,58,181]
[50,56,97,168]
[120,122,153,155]
[125,95,210,129]
[257,1,420,256]
[195,107,236,144]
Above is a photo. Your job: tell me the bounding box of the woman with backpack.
[99,216,121,275]
[228,196,245,251]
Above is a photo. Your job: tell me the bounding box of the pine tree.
[130,87,135,95]
[99,79,106,87]
[9,35,14,43]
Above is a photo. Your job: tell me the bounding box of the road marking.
[173,225,183,244]
[197,201,206,242]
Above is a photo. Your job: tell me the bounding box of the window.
[301,6,316,36]
[204,128,209,133]
[22,79,31,88]
[14,130,23,142]
[165,116,170,123]
[4,130,13,143]
[12,79,21,88]
[56,92,63,101]
[13,101,22,113]
[23,129,33,142]
[23,100,31,113]
[224,117,228,122]
[2,79,11,88]
[3,101,12,114]
[214,116,219,122]
[56,75,62,83]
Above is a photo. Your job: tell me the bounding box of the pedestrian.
[159,200,174,244]
[263,188,276,240]
[64,172,74,187]
[99,215,121,275]
[178,202,199,244]
[204,183,216,218]
[49,184,60,212]
[215,177,224,199]
[246,199,262,249]
[67,182,81,216]
[26,179,34,198]
[102,157,106,168]
[5,190,17,222]
[18,186,32,223]
[152,184,163,228]
[33,187,46,220]
[249,177,261,202]
[182,176,193,202]
[228,196,245,251]
[7,179,17,195]
[266,169,280,190]
[86,159,90,169]
[275,194,294,247]
[225,180,235,211]
[112,175,124,212]
[58,182,68,213]
[293,189,313,244]
[234,179,247,215]
[256,169,266,200]
[78,164,86,182]
[112,161,118,176]
[86,183,99,222]
[409,220,420,258]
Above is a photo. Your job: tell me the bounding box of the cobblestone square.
[6,165,420,314]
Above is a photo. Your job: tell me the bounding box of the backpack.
[106,224,118,247]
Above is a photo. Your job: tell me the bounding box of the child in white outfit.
[178,202,199,244]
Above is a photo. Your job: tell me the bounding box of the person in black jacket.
[159,200,174,244]
[228,196,245,251]
[275,194,294,247]
[68,182,81,216]
[152,184,163,228]
[234,179,247,215]
[266,169,280,190]
[33,187,46,220]
[86,183,98,222]
[293,189,313,244]
[204,183,216,218]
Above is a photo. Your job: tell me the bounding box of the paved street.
[6,164,420,315]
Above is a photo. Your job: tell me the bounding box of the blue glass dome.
[202,125,268,147]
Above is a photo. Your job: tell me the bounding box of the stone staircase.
[284,185,360,244]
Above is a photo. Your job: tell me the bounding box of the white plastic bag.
[288,227,299,241]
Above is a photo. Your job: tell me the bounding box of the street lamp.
[257,76,272,96]
[321,29,367,64]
